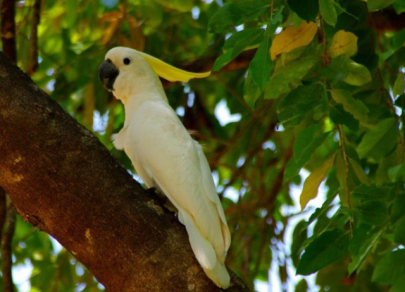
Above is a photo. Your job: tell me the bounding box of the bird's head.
[99,46,211,99]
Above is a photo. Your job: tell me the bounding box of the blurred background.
[2,0,405,291]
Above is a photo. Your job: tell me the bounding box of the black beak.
[99,59,119,91]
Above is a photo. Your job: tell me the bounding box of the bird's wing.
[127,101,229,268]
[194,141,231,253]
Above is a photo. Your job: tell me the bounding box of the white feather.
[105,47,231,288]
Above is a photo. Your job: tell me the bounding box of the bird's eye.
[123,58,130,65]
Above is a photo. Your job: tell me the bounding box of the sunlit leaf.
[270,21,318,60]
[342,59,371,86]
[300,153,335,210]
[329,30,358,58]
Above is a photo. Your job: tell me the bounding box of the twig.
[2,196,16,292]
[337,125,354,234]
[0,187,6,245]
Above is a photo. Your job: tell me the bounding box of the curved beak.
[99,59,119,91]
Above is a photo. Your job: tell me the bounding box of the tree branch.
[1,0,17,62]
[0,52,249,292]
[1,196,15,292]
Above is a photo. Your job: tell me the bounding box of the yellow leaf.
[300,153,336,210]
[328,30,358,58]
[270,22,318,60]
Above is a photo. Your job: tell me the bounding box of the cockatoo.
[98,47,231,288]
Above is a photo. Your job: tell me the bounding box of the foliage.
[2,0,405,291]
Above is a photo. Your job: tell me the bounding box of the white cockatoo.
[98,47,231,288]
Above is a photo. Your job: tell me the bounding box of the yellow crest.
[138,51,210,82]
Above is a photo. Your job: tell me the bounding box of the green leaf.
[354,200,388,226]
[295,279,309,292]
[319,0,337,26]
[349,158,370,186]
[296,228,350,275]
[352,184,392,202]
[349,225,384,274]
[213,29,264,71]
[330,89,369,125]
[243,72,261,108]
[367,0,396,11]
[342,59,372,86]
[393,71,405,97]
[291,220,308,267]
[277,83,323,126]
[388,164,405,182]
[264,55,319,99]
[319,54,349,83]
[392,277,405,292]
[208,0,269,33]
[284,124,330,180]
[393,28,405,50]
[154,0,193,12]
[330,103,359,131]
[357,118,398,160]
[287,0,319,21]
[373,249,405,284]
[249,34,273,91]
[334,150,349,207]
[394,0,405,13]
[300,153,335,210]
[394,216,405,244]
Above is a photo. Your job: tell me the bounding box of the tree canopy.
[1,0,405,291]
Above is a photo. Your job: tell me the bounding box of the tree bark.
[0,52,249,292]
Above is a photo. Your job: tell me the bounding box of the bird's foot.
[146,187,177,214]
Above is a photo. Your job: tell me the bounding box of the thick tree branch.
[0,52,249,292]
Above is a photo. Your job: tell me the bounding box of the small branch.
[1,0,17,63]
[0,187,6,244]
[337,125,354,234]
[2,196,16,292]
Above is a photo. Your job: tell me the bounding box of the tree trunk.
[0,52,249,292]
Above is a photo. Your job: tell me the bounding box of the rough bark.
[0,52,249,292]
